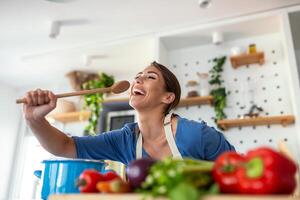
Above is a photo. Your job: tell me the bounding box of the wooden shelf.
[47,111,91,123]
[103,97,130,104]
[178,96,213,107]
[47,96,213,123]
[230,52,265,69]
[217,115,295,130]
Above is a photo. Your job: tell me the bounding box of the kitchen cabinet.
[49,194,299,200]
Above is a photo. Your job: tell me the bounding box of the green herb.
[138,158,217,200]
[82,73,114,135]
[208,56,227,129]
[169,183,199,200]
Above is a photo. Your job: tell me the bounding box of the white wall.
[0,83,20,200]
[164,32,300,159]
[296,49,300,83]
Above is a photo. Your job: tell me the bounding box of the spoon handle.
[16,87,112,104]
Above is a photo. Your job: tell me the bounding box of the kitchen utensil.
[16,80,130,104]
[37,159,107,200]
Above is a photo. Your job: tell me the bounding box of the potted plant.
[208,56,227,129]
[82,73,114,135]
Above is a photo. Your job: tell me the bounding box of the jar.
[230,46,244,56]
[197,73,210,96]
[186,80,199,97]
[248,44,256,54]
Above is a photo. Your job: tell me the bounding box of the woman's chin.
[130,97,150,110]
[129,98,142,110]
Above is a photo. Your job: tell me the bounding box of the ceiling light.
[199,0,212,9]
[48,19,89,39]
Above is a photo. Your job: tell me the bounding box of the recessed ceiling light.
[198,0,212,9]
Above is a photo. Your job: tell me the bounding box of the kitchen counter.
[49,194,299,200]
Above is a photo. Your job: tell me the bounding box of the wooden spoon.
[16,80,130,104]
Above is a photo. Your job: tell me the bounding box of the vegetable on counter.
[102,171,121,181]
[126,158,156,189]
[212,147,298,194]
[136,158,217,200]
[96,171,132,193]
[77,169,130,193]
[76,169,105,193]
[212,151,244,193]
[96,178,131,193]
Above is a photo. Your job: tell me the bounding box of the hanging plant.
[82,73,114,135]
[208,56,227,129]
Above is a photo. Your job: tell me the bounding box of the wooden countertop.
[49,194,299,200]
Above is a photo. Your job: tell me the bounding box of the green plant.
[82,73,114,135]
[208,56,227,128]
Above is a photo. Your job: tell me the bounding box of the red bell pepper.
[236,147,297,194]
[103,171,121,181]
[212,151,244,193]
[213,147,298,194]
[77,169,105,193]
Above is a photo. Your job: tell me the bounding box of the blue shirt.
[73,116,235,166]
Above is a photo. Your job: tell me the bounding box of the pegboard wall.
[166,33,299,158]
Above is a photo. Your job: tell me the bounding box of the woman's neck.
[136,109,165,141]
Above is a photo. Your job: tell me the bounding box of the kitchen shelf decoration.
[48,96,214,123]
[217,115,295,130]
[230,52,265,69]
[186,80,199,97]
[82,72,114,135]
[208,56,227,128]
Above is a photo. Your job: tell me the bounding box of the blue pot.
[39,159,107,200]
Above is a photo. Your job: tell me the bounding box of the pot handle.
[34,170,42,179]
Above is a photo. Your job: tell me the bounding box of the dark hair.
[151,61,181,114]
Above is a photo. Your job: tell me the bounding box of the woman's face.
[129,65,172,113]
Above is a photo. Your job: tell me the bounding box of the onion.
[126,158,156,189]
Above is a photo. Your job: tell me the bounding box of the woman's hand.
[23,89,57,121]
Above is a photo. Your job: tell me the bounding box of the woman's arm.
[23,89,76,158]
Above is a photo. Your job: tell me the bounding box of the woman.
[23,61,235,165]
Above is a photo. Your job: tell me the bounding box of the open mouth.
[132,88,146,96]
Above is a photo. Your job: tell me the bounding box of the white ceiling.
[1,0,300,90]
[161,15,282,50]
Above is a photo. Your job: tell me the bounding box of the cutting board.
[48,194,299,200]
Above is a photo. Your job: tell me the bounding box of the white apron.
[136,113,183,160]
